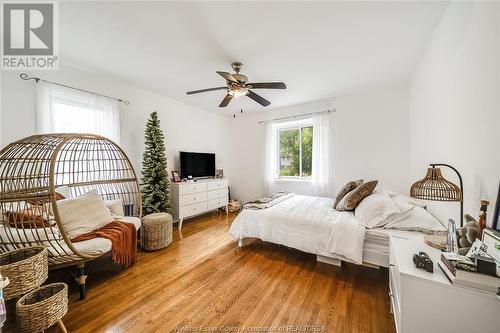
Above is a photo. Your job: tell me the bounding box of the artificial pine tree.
[141,111,170,214]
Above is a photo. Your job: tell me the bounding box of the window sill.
[274,178,312,183]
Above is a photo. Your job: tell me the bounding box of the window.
[278,124,313,178]
[36,82,121,143]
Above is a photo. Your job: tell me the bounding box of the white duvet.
[229,194,367,264]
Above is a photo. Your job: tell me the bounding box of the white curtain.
[36,82,121,143]
[264,122,277,194]
[312,112,333,196]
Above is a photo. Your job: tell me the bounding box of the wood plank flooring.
[6,211,395,333]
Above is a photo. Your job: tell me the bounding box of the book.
[441,252,475,272]
[438,261,500,293]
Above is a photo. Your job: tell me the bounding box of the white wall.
[229,84,409,203]
[409,2,500,225]
[0,66,232,180]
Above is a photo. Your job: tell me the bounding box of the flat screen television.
[180,151,215,179]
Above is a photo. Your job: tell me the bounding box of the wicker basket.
[16,282,68,333]
[141,213,173,251]
[0,247,48,300]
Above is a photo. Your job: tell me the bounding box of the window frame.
[275,121,313,180]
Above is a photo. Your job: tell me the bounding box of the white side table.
[389,232,500,333]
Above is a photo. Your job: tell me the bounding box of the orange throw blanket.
[72,221,137,268]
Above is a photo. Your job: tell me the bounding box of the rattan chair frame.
[0,133,142,268]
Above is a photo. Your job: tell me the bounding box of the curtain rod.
[19,73,130,105]
[257,108,335,124]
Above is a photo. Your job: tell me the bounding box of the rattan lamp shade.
[410,167,462,202]
[410,163,464,227]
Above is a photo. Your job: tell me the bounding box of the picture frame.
[171,171,181,182]
[215,169,224,179]
[482,229,500,277]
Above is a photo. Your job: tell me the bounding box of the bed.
[229,194,432,268]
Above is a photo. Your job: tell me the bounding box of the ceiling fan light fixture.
[228,87,248,97]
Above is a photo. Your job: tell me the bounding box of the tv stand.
[171,178,229,230]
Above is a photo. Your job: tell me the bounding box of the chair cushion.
[57,191,114,239]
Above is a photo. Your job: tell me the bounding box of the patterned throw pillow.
[6,209,51,229]
[336,180,378,211]
[333,179,364,208]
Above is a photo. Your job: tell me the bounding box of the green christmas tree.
[141,111,170,214]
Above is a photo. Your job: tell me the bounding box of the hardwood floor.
[6,211,395,333]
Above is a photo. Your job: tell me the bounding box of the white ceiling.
[60,1,448,114]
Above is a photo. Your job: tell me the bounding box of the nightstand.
[389,232,500,333]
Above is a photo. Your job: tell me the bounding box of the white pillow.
[384,206,446,234]
[55,185,71,199]
[392,193,427,208]
[355,192,401,228]
[377,189,427,208]
[57,191,114,239]
[104,199,124,217]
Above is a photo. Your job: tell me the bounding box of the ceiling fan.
[186,62,286,108]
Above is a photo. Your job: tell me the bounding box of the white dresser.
[389,233,500,333]
[171,178,229,230]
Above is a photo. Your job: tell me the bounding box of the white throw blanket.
[229,194,367,264]
[242,192,294,210]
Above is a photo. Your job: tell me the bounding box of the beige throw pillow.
[104,199,125,217]
[334,179,364,208]
[57,191,114,239]
[336,180,378,211]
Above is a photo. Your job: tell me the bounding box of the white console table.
[389,232,500,332]
[171,178,228,230]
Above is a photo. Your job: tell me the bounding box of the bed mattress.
[358,229,418,267]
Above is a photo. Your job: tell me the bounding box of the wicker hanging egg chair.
[0,134,142,298]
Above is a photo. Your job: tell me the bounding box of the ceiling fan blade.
[216,71,239,84]
[247,82,286,89]
[247,90,271,107]
[219,94,233,107]
[186,87,227,95]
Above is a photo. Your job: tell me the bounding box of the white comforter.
[229,194,367,264]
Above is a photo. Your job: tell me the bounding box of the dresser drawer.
[179,192,207,207]
[207,196,228,210]
[178,182,207,195]
[179,202,208,218]
[207,179,228,191]
[207,188,228,200]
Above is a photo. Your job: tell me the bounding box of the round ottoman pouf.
[141,213,173,251]
[16,282,68,333]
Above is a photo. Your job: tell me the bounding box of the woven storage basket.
[0,246,48,300]
[16,282,68,333]
[141,213,173,251]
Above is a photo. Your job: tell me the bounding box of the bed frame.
[237,237,389,269]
